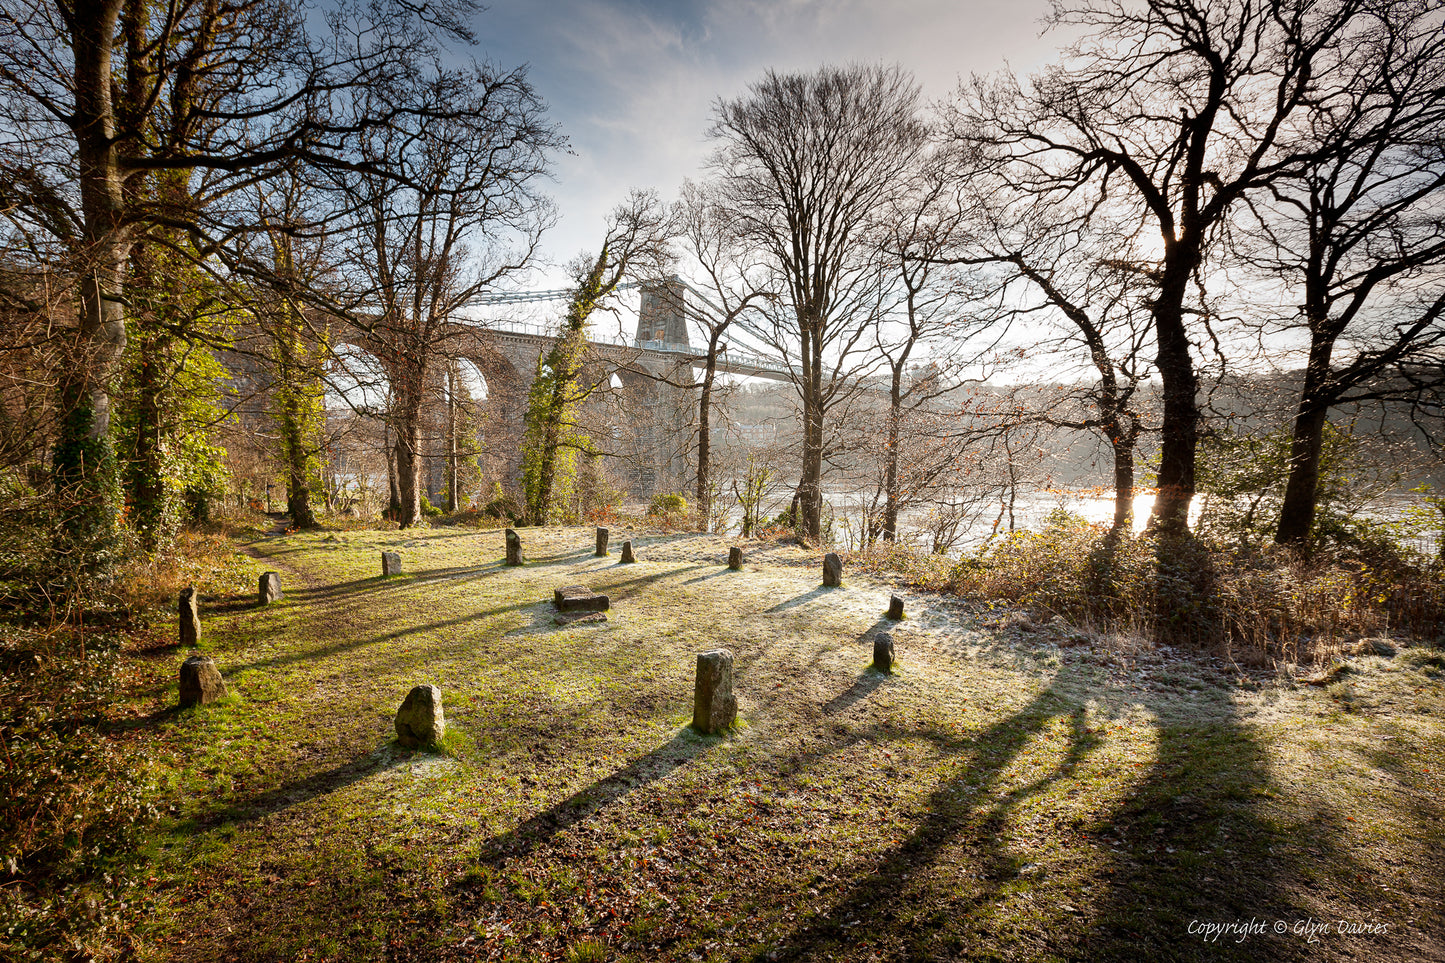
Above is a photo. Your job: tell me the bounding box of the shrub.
[943,511,1441,661]
[481,483,524,524]
[647,492,688,517]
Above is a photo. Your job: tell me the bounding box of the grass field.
[111,524,1445,962]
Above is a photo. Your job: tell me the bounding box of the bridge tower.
[636,278,689,347]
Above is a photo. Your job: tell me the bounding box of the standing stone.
[505,528,523,566]
[395,685,446,748]
[887,595,905,621]
[692,649,737,734]
[619,540,636,564]
[178,655,226,708]
[822,552,843,587]
[381,551,402,576]
[595,526,610,557]
[178,587,200,647]
[873,632,895,673]
[728,546,744,571]
[258,572,282,605]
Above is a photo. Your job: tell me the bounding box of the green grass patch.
[81,526,1445,962]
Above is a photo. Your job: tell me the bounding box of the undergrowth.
[0,477,255,961]
[933,511,1443,664]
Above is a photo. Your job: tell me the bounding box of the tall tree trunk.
[1275,326,1339,546]
[1275,404,1331,546]
[56,0,129,567]
[446,361,459,513]
[385,422,402,519]
[126,325,165,547]
[1110,426,1136,534]
[695,349,719,525]
[276,326,319,529]
[393,388,423,528]
[1149,255,1199,534]
[882,369,903,542]
[798,331,825,540]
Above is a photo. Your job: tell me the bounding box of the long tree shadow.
[469,728,715,866]
[222,598,541,678]
[770,684,1095,961]
[182,740,405,830]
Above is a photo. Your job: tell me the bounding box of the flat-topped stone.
[554,584,610,612]
[381,551,402,576]
[728,546,743,570]
[887,595,904,620]
[595,526,610,556]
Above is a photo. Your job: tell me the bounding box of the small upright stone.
[178,655,226,708]
[381,551,402,576]
[822,552,843,587]
[178,586,200,647]
[873,632,895,673]
[619,540,636,564]
[395,684,445,748]
[258,572,282,605]
[692,649,737,734]
[554,584,610,612]
[887,595,904,621]
[505,528,523,566]
[595,526,610,557]
[728,546,743,571]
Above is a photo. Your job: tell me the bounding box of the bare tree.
[669,180,776,522]
[708,64,930,541]
[520,190,671,524]
[952,0,1372,532]
[323,63,560,528]
[0,0,482,559]
[869,149,997,542]
[943,195,1157,533]
[1239,2,1445,546]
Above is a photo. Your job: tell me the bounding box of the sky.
[462,0,1066,288]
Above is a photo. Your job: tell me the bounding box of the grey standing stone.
[595,526,610,556]
[887,595,904,621]
[258,572,282,605]
[728,546,743,571]
[178,586,200,647]
[179,655,226,708]
[505,528,523,566]
[395,684,445,748]
[692,649,737,734]
[873,632,895,673]
[554,584,610,612]
[381,551,402,576]
[619,540,636,563]
[822,552,843,587]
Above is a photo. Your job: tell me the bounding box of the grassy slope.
[114,525,1445,962]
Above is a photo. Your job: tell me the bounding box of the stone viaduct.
[336,279,788,503]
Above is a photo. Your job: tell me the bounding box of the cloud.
[474,0,1060,284]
